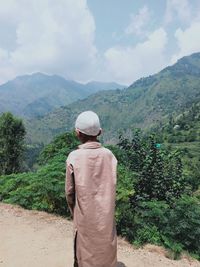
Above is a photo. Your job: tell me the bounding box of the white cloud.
[125,5,150,36]
[171,20,200,63]
[0,47,15,83]
[0,0,97,84]
[0,0,19,20]
[164,0,191,25]
[0,1,198,86]
[104,28,168,85]
[0,48,8,61]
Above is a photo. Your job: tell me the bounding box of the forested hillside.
[155,101,200,192]
[26,52,200,144]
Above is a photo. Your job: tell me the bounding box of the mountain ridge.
[25,52,200,144]
[0,72,125,118]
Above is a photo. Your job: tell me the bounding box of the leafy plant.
[118,130,186,204]
[0,112,26,175]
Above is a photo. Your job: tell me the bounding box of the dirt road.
[0,203,200,267]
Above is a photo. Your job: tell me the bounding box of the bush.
[115,164,136,240]
[134,225,162,246]
[128,197,200,258]
[0,132,79,216]
[0,155,69,216]
[166,195,200,256]
[118,131,186,204]
[1,131,199,259]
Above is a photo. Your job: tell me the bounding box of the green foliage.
[116,130,200,257]
[162,237,183,260]
[118,130,186,204]
[134,201,169,233]
[23,143,44,171]
[152,101,200,200]
[0,112,26,175]
[115,164,136,240]
[134,225,162,246]
[166,195,200,256]
[0,132,79,216]
[183,159,200,192]
[0,130,200,259]
[38,132,79,165]
[26,53,200,144]
[127,198,200,259]
[0,154,68,215]
[160,102,200,144]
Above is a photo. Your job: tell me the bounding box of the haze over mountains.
[25,52,200,144]
[0,73,125,118]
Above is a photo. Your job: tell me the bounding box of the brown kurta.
[66,142,117,267]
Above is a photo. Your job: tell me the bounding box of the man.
[65,110,117,267]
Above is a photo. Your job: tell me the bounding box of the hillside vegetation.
[0,72,124,118]
[0,52,199,260]
[0,131,200,259]
[155,101,200,192]
[26,52,200,144]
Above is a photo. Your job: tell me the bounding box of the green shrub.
[118,131,186,204]
[1,131,200,259]
[166,195,200,256]
[0,133,78,216]
[115,164,136,240]
[134,225,162,246]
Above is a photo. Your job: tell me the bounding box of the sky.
[0,0,200,86]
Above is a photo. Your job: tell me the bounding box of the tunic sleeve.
[65,155,75,216]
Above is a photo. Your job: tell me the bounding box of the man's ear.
[97,128,102,136]
[75,129,80,137]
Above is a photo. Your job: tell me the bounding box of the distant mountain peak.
[0,72,124,118]
[84,80,125,91]
[159,51,200,76]
[25,52,200,144]
[177,52,200,62]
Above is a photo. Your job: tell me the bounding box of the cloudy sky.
[0,0,200,86]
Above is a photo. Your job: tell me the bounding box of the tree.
[0,112,26,175]
[118,130,185,205]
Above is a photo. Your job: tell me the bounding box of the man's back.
[66,141,117,267]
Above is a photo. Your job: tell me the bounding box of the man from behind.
[66,110,117,267]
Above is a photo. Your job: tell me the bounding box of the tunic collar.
[78,141,102,149]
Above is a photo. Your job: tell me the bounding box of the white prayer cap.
[75,111,101,136]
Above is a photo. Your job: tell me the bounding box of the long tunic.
[65,141,117,267]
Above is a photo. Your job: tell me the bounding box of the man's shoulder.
[101,147,117,160]
[101,147,112,154]
[66,149,80,163]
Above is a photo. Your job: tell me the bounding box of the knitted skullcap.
[75,111,101,136]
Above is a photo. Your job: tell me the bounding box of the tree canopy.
[0,112,26,175]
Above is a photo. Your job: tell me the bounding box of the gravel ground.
[1,203,200,267]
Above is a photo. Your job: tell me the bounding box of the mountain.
[0,72,124,118]
[84,81,125,93]
[25,52,200,144]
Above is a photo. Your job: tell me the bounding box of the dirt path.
[0,203,200,267]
